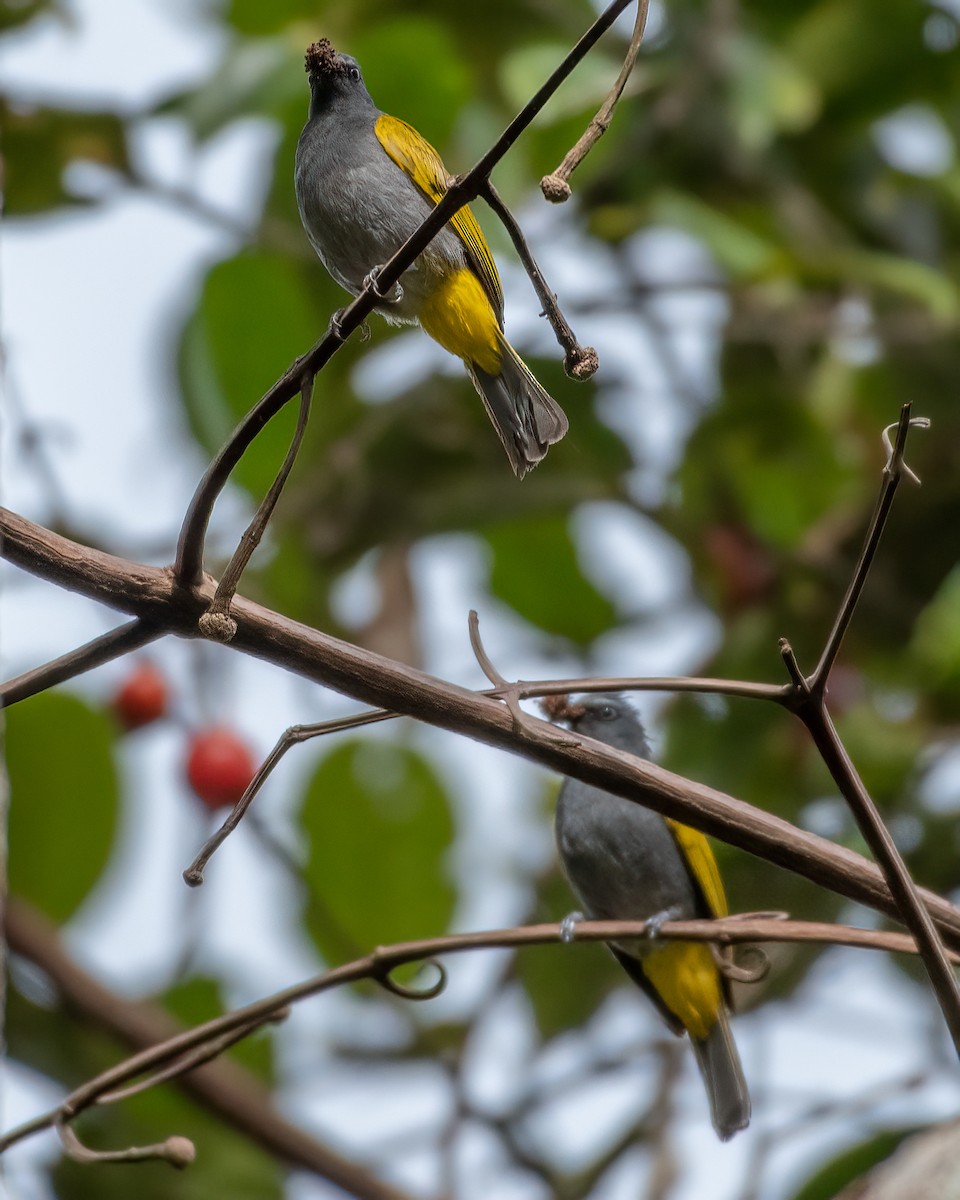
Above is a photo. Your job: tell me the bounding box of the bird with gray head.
[294,39,568,477]
[547,692,750,1140]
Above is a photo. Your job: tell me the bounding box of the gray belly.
[295,141,465,323]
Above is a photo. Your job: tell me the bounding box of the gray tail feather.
[467,337,568,478]
[691,1009,751,1140]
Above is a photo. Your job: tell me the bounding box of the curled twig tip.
[377,959,448,1001]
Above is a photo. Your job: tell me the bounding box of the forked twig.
[776,408,960,1054]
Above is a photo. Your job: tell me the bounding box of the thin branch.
[183,707,396,886]
[172,0,636,589]
[2,913,950,1158]
[541,0,650,201]
[0,619,162,707]
[480,181,598,379]
[198,377,314,644]
[187,668,788,881]
[6,506,960,947]
[810,406,929,692]
[4,899,417,1200]
[775,410,960,1056]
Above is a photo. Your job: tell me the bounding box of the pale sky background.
[2,3,959,1199]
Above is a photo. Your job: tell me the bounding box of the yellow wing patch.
[374,113,503,319]
[666,820,728,919]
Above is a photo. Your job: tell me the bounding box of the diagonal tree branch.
[4,506,960,950]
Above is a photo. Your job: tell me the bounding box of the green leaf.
[7,692,120,921]
[1,99,130,215]
[787,1127,916,1200]
[177,249,336,498]
[299,740,457,962]
[155,38,303,140]
[484,513,618,644]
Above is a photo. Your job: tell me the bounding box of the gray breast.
[295,113,466,320]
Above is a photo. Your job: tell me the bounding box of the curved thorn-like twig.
[468,610,575,744]
[882,414,931,487]
[541,0,650,202]
[58,1119,195,1169]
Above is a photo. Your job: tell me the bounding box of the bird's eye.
[598,705,617,720]
[348,66,361,82]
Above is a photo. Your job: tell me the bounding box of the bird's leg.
[644,906,684,939]
[362,265,404,306]
[560,910,585,943]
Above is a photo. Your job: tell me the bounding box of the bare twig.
[198,377,314,643]
[774,409,960,1056]
[480,181,598,379]
[172,0,636,589]
[58,1121,195,1170]
[0,618,162,707]
[3,913,950,1158]
[183,706,396,885]
[4,898,417,1200]
[541,0,650,202]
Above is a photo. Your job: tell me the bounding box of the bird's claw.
[560,911,585,943]
[363,266,403,305]
[644,906,682,939]
[327,308,348,342]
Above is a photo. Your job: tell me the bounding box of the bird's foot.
[560,910,585,944]
[327,308,348,342]
[363,265,403,306]
[644,906,683,939]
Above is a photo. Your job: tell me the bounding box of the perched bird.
[294,40,568,477]
[550,693,750,1140]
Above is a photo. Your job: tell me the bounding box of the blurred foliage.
[6,692,120,921]
[6,0,960,1195]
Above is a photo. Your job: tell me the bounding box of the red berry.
[186,727,256,810]
[114,661,168,731]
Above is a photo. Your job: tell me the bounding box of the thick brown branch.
[4,506,960,949]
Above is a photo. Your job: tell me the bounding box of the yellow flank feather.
[419,268,502,374]
[642,941,723,1040]
[374,113,504,317]
[666,819,728,918]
